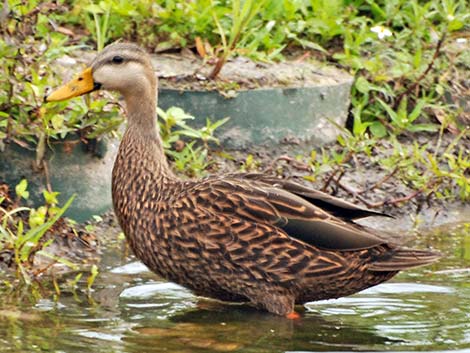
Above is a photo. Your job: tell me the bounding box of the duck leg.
[248,291,296,316]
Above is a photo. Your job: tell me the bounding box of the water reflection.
[123,306,394,353]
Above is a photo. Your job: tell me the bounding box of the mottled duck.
[46,43,440,317]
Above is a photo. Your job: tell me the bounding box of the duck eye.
[111,56,124,64]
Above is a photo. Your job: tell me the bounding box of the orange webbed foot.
[285,311,301,320]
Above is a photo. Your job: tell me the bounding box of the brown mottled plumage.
[46,43,440,316]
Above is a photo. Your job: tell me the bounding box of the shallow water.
[1,223,469,353]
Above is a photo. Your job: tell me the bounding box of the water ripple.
[110,261,150,275]
[120,282,192,300]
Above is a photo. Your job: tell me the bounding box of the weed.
[86,264,99,293]
[3,0,469,147]
[299,129,470,209]
[166,141,212,178]
[157,106,228,177]
[240,154,261,172]
[84,2,112,51]
[0,1,123,163]
[0,179,103,302]
[0,180,75,285]
[209,0,268,78]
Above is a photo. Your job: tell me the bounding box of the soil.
[153,49,351,91]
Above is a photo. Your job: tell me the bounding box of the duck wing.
[185,176,386,251]
[166,177,439,295]
[225,172,390,220]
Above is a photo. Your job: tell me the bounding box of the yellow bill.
[45,67,96,102]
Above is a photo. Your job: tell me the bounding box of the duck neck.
[125,87,159,136]
[116,90,175,183]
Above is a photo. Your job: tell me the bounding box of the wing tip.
[369,248,442,271]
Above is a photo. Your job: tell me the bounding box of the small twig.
[321,169,341,192]
[394,33,447,106]
[32,260,56,277]
[335,177,436,209]
[42,161,52,193]
[271,155,311,172]
[426,188,436,207]
[371,184,431,208]
[334,180,376,208]
[334,170,346,185]
[386,188,423,206]
[209,56,227,79]
[360,166,399,194]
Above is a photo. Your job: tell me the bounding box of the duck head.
[45,43,156,103]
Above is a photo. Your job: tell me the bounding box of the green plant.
[87,264,99,292]
[376,97,438,134]
[209,0,268,78]
[297,127,470,207]
[0,179,104,301]
[0,1,123,162]
[166,141,212,178]
[307,0,349,43]
[376,134,470,202]
[157,106,197,149]
[239,154,261,172]
[157,106,228,176]
[180,117,231,149]
[84,2,112,51]
[0,180,76,285]
[70,0,467,136]
[68,0,216,51]
[340,0,469,137]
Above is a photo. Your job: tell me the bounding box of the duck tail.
[369,248,441,272]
